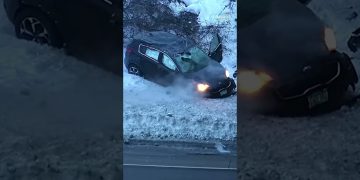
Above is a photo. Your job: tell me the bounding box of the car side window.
[139,44,160,62]
[162,54,177,71]
[145,48,160,61]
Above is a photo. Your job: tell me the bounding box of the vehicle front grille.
[209,78,232,93]
[276,60,340,100]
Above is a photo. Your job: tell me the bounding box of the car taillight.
[126,48,134,54]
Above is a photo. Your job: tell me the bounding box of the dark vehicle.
[124,31,236,98]
[3,0,122,74]
[237,0,358,113]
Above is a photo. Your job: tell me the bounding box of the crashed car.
[124,31,236,98]
[236,0,358,113]
[3,0,122,74]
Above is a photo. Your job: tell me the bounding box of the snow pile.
[169,0,234,26]
[168,1,187,16]
[124,96,237,141]
[308,0,360,54]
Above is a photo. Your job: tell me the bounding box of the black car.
[237,0,358,113]
[124,31,236,98]
[3,0,122,74]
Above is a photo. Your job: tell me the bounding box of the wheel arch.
[14,3,65,47]
[127,63,144,76]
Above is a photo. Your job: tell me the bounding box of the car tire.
[14,8,63,48]
[128,64,143,76]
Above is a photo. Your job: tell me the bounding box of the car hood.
[238,0,331,84]
[185,60,228,87]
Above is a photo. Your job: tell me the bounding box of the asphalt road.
[123,141,237,180]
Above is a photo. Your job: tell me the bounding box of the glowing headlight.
[197,83,210,92]
[225,70,230,78]
[237,70,272,94]
[324,27,336,51]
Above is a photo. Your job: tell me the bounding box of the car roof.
[133,31,196,57]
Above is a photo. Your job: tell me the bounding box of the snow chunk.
[173,0,234,26]
[215,142,231,154]
[308,0,360,53]
[168,1,187,16]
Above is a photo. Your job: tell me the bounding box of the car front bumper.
[238,51,358,113]
[202,78,237,98]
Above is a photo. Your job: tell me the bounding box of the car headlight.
[324,27,336,51]
[237,70,272,94]
[197,83,210,92]
[225,70,230,78]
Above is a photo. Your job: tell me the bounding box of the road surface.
[123,141,237,180]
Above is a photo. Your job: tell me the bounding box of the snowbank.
[308,0,360,54]
[169,0,234,26]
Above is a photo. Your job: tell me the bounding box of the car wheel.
[128,64,142,76]
[14,8,63,48]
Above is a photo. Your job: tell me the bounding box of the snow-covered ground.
[123,0,237,142]
[238,0,360,179]
[169,0,235,26]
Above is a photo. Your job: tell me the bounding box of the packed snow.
[169,0,235,26]
[123,0,237,142]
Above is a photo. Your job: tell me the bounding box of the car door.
[138,44,161,80]
[209,33,223,63]
[155,53,179,85]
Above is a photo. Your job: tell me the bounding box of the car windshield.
[174,47,210,73]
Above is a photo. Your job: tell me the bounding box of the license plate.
[220,90,228,96]
[307,88,329,109]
